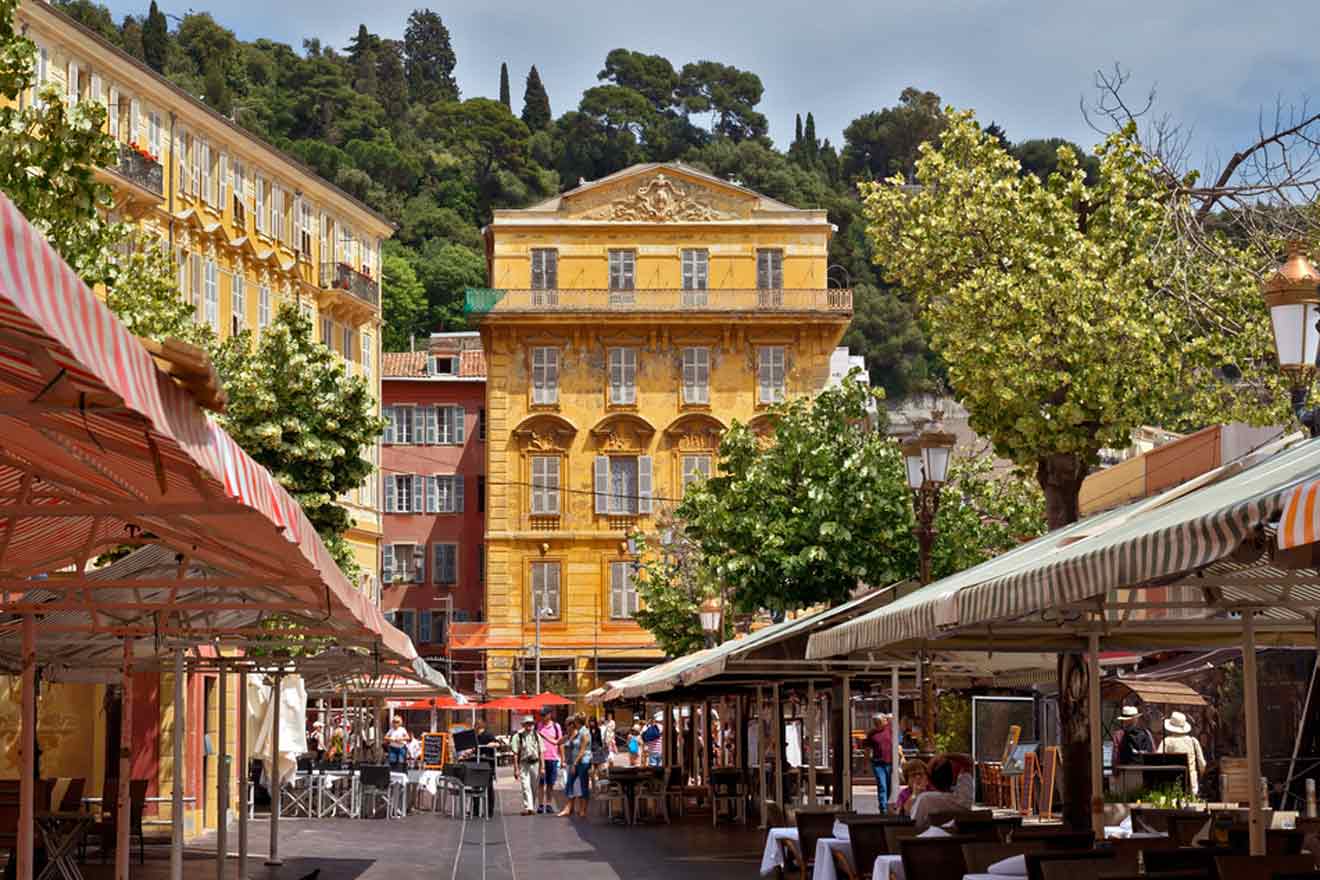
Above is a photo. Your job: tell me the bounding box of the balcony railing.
[113,143,163,197]
[464,287,853,316]
[320,261,379,307]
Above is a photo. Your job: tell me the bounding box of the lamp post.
[698,596,724,649]
[1262,241,1320,437]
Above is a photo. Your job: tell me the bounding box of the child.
[627,724,642,767]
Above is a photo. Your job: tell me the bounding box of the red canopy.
[482,692,573,711]
[386,695,477,711]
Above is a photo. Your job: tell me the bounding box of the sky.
[98,0,1320,176]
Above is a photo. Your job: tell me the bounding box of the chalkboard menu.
[422,733,447,769]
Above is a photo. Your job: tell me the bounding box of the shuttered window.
[756,248,783,289]
[530,248,558,291]
[610,561,639,619]
[531,347,559,405]
[362,333,373,380]
[608,250,635,305]
[203,259,219,331]
[435,406,466,444]
[608,348,637,405]
[758,346,786,404]
[594,456,653,516]
[682,347,709,404]
[432,544,458,585]
[430,475,465,513]
[531,455,560,515]
[418,610,432,643]
[258,285,271,330]
[231,273,246,335]
[682,454,712,492]
[382,544,394,583]
[531,562,560,620]
[681,249,708,306]
[389,406,414,444]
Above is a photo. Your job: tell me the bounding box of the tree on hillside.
[842,87,944,182]
[53,0,121,44]
[404,9,458,104]
[1013,137,1099,183]
[499,62,511,108]
[141,0,168,72]
[598,49,678,112]
[521,64,551,130]
[382,248,429,351]
[376,40,409,122]
[427,98,536,217]
[676,60,767,142]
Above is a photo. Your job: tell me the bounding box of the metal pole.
[891,665,900,814]
[807,682,817,806]
[1087,633,1104,839]
[841,674,852,812]
[17,616,35,880]
[116,639,133,880]
[171,649,185,880]
[1284,652,1320,807]
[217,663,229,880]
[535,605,542,694]
[772,684,784,813]
[756,687,768,828]
[265,674,283,867]
[1244,612,1265,856]
[238,669,249,880]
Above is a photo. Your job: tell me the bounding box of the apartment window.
[255,177,266,233]
[610,561,639,619]
[199,140,212,206]
[203,259,219,331]
[758,346,786,404]
[148,112,161,160]
[530,455,560,515]
[320,316,334,349]
[530,561,561,620]
[428,475,465,513]
[272,187,286,243]
[231,273,246,335]
[383,542,424,584]
[682,454,712,492]
[530,248,558,304]
[478,475,486,512]
[108,86,119,138]
[362,332,374,380]
[232,160,246,223]
[33,45,48,108]
[608,250,635,305]
[681,347,709,405]
[128,97,140,146]
[384,405,415,445]
[384,474,421,514]
[189,253,202,313]
[191,134,204,198]
[432,544,458,585]
[398,610,417,637]
[418,610,432,643]
[219,153,228,211]
[300,199,314,256]
[608,348,637,405]
[594,455,653,516]
[320,212,332,263]
[531,347,559,405]
[258,285,271,329]
[65,60,78,105]
[681,249,709,306]
[342,327,356,364]
[433,405,466,445]
[90,73,101,106]
[428,355,457,376]
[756,248,784,289]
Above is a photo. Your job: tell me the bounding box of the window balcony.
[319,261,379,308]
[111,143,164,198]
[464,287,853,317]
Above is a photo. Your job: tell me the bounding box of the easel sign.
[421,732,448,770]
[1000,725,1024,774]
[1038,745,1060,818]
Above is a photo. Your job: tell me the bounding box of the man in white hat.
[1116,706,1154,765]
[512,715,543,815]
[1159,711,1206,795]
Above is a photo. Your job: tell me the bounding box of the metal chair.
[633,777,670,824]
[357,765,402,819]
[710,769,748,826]
[593,777,630,824]
[461,765,492,819]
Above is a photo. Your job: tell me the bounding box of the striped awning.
[0,194,432,678]
[808,435,1318,659]
[1278,477,1320,549]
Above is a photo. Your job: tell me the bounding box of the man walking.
[536,706,563,814]
[863,713,894,812]
[512,716,542,815]
[642,713,664,768]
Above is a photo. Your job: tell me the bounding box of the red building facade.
[381,332,486,690]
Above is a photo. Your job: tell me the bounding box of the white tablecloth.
[812,838,853,880]
[833,819,850,840]
[874,854,905,880]
[413,770,445,796]
[761,828,798,875]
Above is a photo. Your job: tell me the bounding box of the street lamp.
[902,411,956,586]
[698,596,724,648]
[1262,241,1320,436]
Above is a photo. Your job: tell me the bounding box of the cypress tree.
[521,65,551,130]
[794,113,803,148]
[804,112,818,159]
[141,1,168,73]
[499,62,511,109]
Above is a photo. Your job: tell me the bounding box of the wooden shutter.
[758,348,772,403]
[412,545,425,583]
[623,350,636,403]
[219,153,229,210]
[382,544,394,583]
[66,61,78,104]
[109,87,120,138]
[383,476,395,512]
[594,456,610,515]
[425,405,438,444]
[383,407,395,444]
[426,475,438,513]
[454,406,465,443]
[638,456,653,514]
[411,474,424,514]
[454,476,464,513]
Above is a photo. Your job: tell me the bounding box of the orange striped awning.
[1279,477,1320,549]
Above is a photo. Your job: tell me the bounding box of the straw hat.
[1117,706,1140,723]
[1164,711,1192,735]
[520,715,535,726]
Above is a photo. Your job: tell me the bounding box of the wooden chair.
[831,847,861,880]
[1024,849,1114,880]
[1212,854,1318,880]
[1227,829,1308,856]
[782,807,843,880]
[898,835,975,880]
[1012,827,1095,850]
[632,777,669,825]
[710,769,748,827]
[962,841,1045,874]
[845,819,906,874]
[883,823,920,855]
[931,808,993,829]
[1143,846,1235,878]
[955,816,1009,842]
[1105,834,1178,872]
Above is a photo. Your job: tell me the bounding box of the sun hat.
[1117,706,1140,722]
[521,715,535,725]
[1164,711,1192,735]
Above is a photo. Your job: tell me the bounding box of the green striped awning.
[463,287,506,315]
[808,435,1317,660]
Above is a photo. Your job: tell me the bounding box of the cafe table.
[760,827,798,876]
[35,811,93,880]
[811,835,853,880]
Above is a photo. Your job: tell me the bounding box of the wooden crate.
[1220,757,1251,804]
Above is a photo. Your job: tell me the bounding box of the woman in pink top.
[536,706,563,814]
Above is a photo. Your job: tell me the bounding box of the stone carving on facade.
[590,415,655,452]
[513,415,576,451]
[576,173,745,222]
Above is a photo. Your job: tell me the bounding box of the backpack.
[514,731,540,764]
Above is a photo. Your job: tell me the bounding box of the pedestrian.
[627,724,642,767]
[536,706,563,814]
[559,713,592,817]
[385,716,411,770]
[1160,711,1207,795]
[589,716,610,780]
[1116,706,1155,764]
[512,715,543,815]
[308,719,325,764]
[603,717,617,764]
[642,712,663,767]
[862,713,894,812]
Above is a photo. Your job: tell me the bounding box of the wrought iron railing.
[319,261,379,307]
[464,287,853,316]
[114,143,163,197]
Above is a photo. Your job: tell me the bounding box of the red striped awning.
[0,193,434,681]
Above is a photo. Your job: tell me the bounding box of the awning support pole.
[772,683,784,814]
[842,673,852,812]
[216,661,229,880]
[1284,651,1320,808]
[1244,611,1265,856]
[265,673,283,867]
[891,665,900,814]
[238,668,249,879]
[17,615,35,880]
[115,639,133,880]
[1088,633,1103,839]
[757,686,768,828]
[806,683,817,806]
[170,648,185,880]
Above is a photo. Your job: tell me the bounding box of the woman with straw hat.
[1160,711,1207,795]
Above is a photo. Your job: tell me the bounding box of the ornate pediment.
[569,172,750,222]
[589,413,657,452]
[664,413,725,451]
[512,414,578,451]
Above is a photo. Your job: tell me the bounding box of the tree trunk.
[1038,453,1090,829]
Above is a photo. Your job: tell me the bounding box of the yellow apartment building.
[469,163,853,696]
[14,0,393,584]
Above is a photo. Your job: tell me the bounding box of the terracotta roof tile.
[382,351,427,377]
[460,349,486,378]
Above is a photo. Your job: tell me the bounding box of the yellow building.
[472,163,852,696]
[14,0,393,584]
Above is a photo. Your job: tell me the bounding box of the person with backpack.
[512,715,543,815]
[642,713,663,767]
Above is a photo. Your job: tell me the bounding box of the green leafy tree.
[521,64,551,130]
[841,283,940,397]
[929,456,1044,580]
[53,0,121,44]
[213,303,386,576]
[141,0,168,72]
[375,40,409,123]
[629,509,719,657]
[426,98,534,217]
[598,49,677,112]
[842,87,944,182]
[404,9,458,104]
[381,246,429,350]
[676,60,767,142]
[499,61,511,109]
